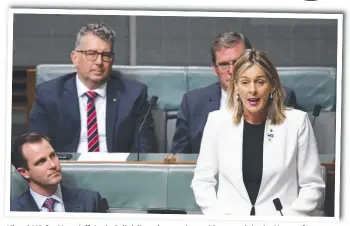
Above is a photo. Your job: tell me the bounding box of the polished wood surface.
[61,156,196,165]
[62,159,334,166]
[61,160,196,165]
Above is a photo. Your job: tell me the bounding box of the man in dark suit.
[171,32,298,154]
[11,132,107,212]
[29,22,157,153]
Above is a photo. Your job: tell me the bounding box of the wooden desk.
[61,158,197,165]
[61,160,196,165]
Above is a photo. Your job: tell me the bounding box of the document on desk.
[77,152,130,161]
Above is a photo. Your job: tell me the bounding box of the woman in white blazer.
[191,49,325,216]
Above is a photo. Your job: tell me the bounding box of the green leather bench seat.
[36,65,336,113]
[11,164,169,211]
[61,164,169,210]
[111,66,188,111]
[186,67,217,91]
[35,65,337,154]
[277,67,336,112]
[36,65,188,111]
[166,165,199,211]
[10,156,328,215]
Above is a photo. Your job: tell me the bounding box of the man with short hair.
[171,32,297,154]
[29,22,157,153]
[10,132,107,212]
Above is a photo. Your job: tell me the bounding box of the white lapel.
[220,117,251,203]
[257,118,287,203]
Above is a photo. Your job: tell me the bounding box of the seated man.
[11,132,108,212]
[171,32,298,154]
[29,22,157,153]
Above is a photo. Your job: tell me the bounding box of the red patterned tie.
[43,198,56,212]
[86,91,100,152]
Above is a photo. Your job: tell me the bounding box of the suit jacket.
[10,186,107,213]
[171,82,298,154]
[29,71,157,153]
[191,108,325,216]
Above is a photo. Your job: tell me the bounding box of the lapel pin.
[113,98,116,102]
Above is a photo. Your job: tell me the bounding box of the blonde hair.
[228,49,286,125]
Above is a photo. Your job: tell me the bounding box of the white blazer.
[191,108,325,216]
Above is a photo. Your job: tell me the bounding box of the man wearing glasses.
[171,32,297,154]
[29,22,157,153]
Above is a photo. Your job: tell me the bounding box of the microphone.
[311,104,322,127]
[136,96,158,161]
[56,153,73,160]
[273,198,283,216]
[147,208,187,214]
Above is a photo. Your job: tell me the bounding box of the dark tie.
[43,197,56,212]
[86,91,100,152]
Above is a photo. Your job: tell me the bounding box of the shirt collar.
[30,184,64,209]
[221,88,227,100]
[76,75,107,99]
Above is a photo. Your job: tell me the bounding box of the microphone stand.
[136,96,158,161]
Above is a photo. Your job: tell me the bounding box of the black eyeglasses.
[76,50,114,62]
[215,60,236,71]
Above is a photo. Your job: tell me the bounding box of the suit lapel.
[223,118,251,203]
[257,119,285,203]
[20,190,40,211]
[61,186,84,212]
[207,83,221,112]
[61,74,81,151]
[106,75,121,153]
[234,119,251,203]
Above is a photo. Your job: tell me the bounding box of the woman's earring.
[269,93,273,100]
[236,94,240,101]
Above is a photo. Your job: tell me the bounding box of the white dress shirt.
[219,88,228,110]
[76,76,108,153]
[30,184,65,212]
